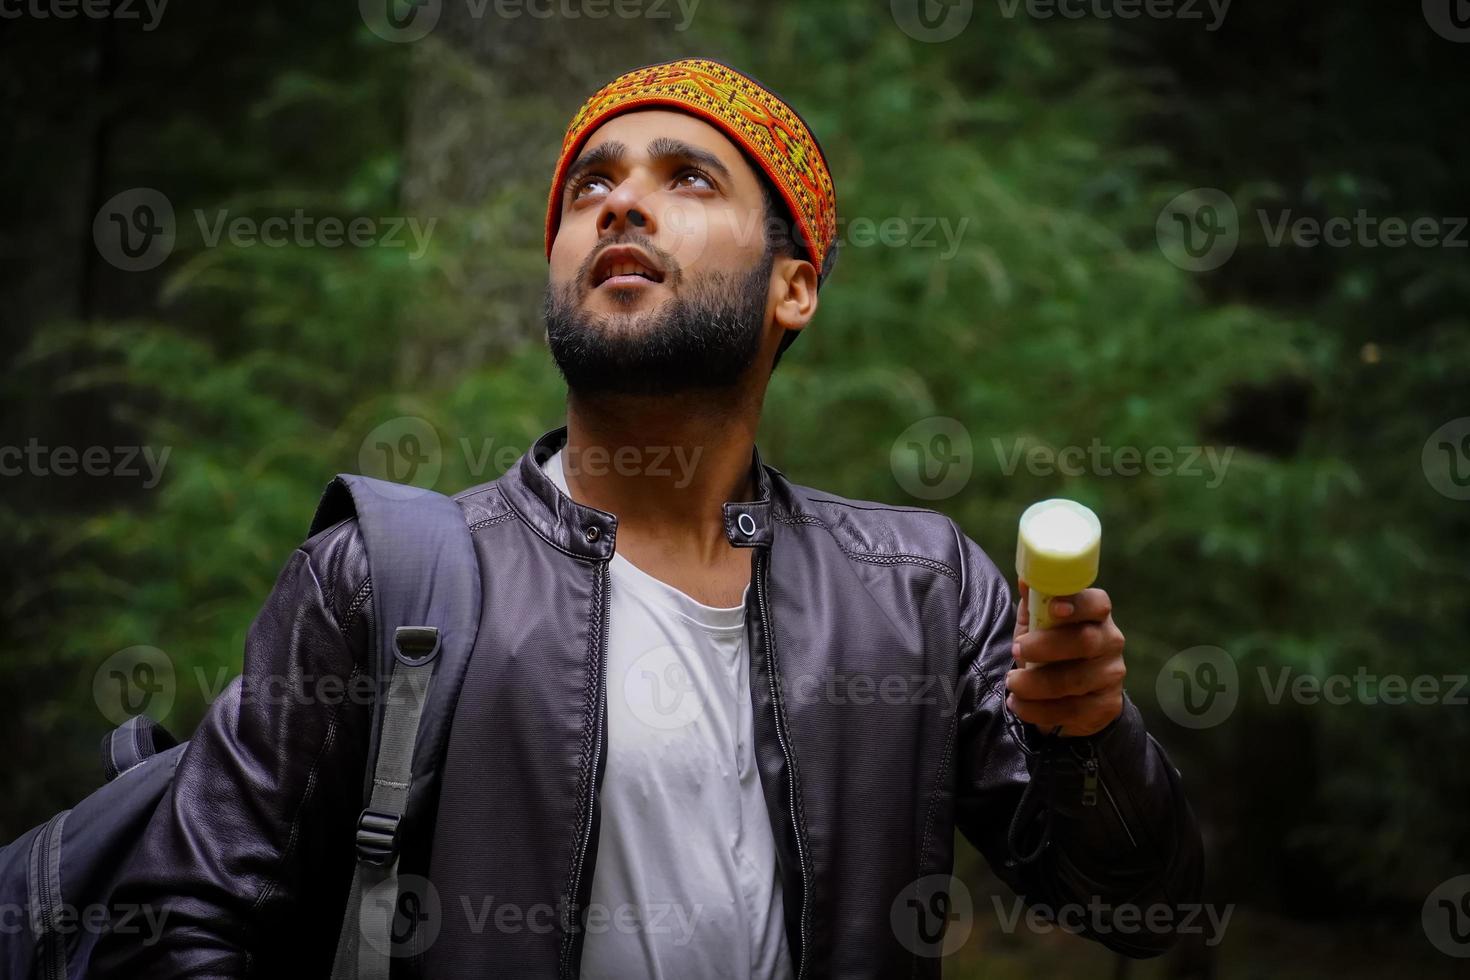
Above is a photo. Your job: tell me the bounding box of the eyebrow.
[562,136,735,198]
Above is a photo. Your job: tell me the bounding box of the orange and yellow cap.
[545,57,838,283]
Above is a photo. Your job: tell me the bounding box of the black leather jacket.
[92,424,1204,978]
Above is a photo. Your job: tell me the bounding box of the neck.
[561,387,762,555]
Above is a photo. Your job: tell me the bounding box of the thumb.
[1014,578,1030,638]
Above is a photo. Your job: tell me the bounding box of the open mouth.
[591,246,667,289]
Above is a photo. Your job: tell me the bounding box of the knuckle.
[1107,657,1127,686]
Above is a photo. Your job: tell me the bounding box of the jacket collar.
[501,425,777,560]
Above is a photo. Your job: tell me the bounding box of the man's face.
[544,109,780,397]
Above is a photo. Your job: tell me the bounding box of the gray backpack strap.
[312,476,481,980]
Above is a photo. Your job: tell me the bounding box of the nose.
[596,176,656,240]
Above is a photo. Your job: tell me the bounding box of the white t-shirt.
[542,449,794,980]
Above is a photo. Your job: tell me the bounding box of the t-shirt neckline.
[541,447,748,632]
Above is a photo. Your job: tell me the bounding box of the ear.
[771,255,819,336]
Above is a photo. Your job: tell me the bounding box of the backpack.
[0,474,482,980]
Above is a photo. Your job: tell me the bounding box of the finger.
[1014,579,1030,639]
[1014,620,1122,665]
[1006,653,1125,702]
[1045,587,1112,626]
[1006,689,1121,735]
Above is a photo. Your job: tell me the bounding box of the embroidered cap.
[544,58,839,285]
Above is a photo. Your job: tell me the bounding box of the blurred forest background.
[2,1,1468,976]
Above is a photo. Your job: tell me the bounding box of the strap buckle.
[355,808,401,866]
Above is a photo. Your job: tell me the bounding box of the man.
[94,58,1202,978]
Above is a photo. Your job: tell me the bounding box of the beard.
[543,236,774,397]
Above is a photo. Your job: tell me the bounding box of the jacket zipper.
[755,548,810,980]
[1073,739,1138,849]
[562,562,611,978]
[31,811,68,980]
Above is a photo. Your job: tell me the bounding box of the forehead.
[576,109,760,189]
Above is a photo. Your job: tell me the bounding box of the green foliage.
[5,5,1466,969]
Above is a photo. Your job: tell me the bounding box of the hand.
[1005,579,1126,737]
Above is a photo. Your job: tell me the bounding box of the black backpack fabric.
[0,475,482,980]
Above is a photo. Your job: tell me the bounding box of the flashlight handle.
[1027,587,1057,635]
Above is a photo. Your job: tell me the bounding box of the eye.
[564,174,605,199]
[673,168,714,191]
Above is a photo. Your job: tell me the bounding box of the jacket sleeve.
[90,518,374,979]
[949,526,1205,958]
